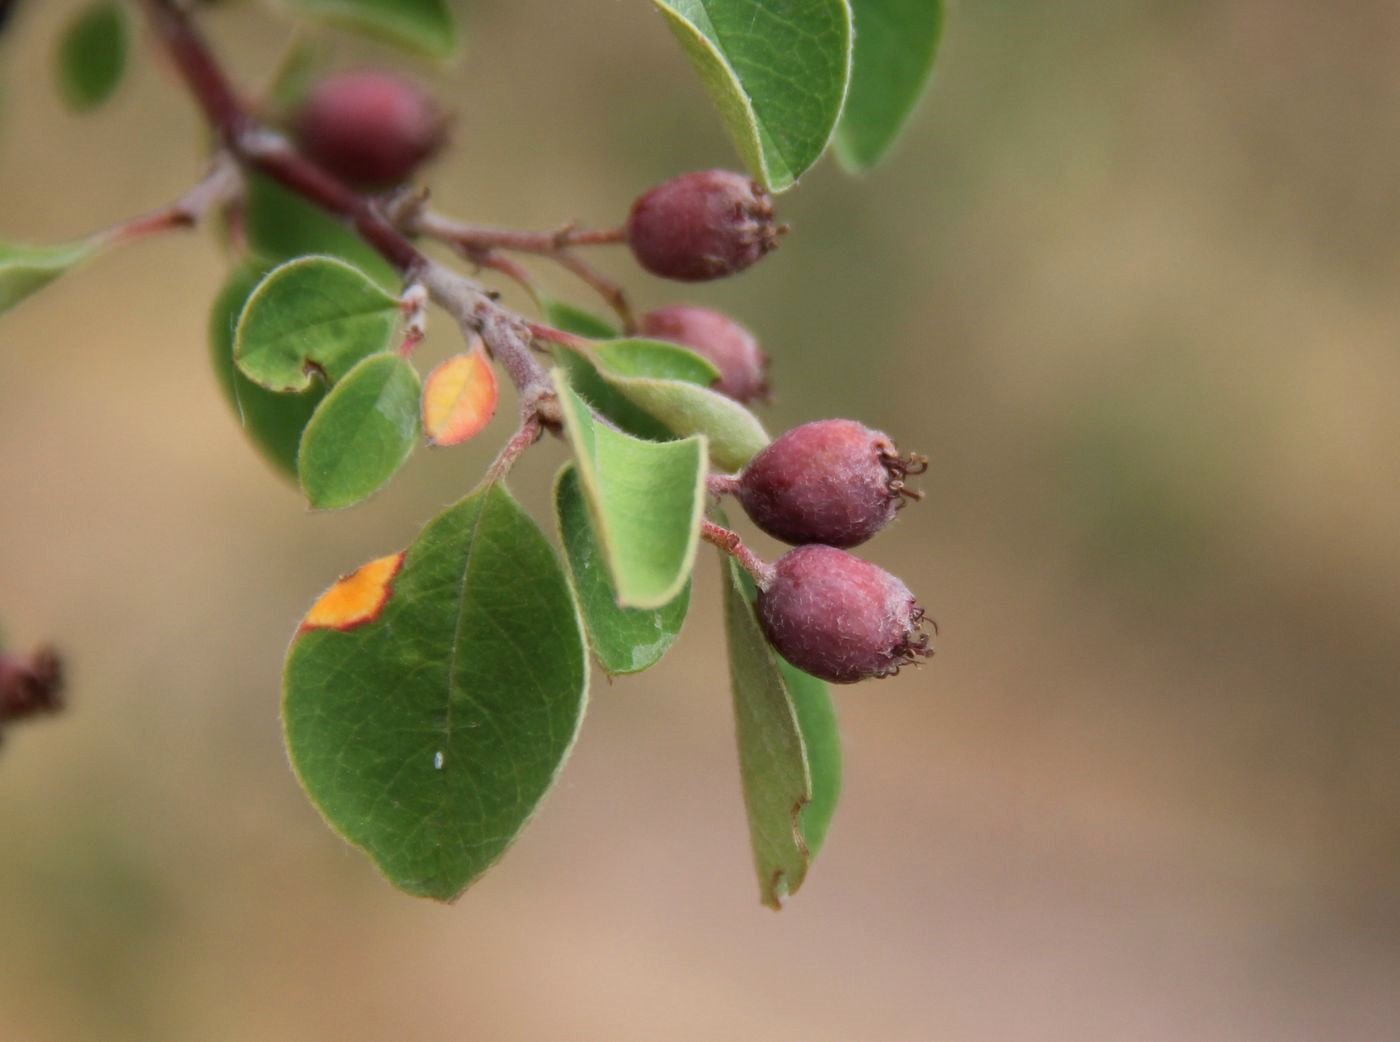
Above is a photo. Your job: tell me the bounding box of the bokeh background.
[3,1,1398,1039]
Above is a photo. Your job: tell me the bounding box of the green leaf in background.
[591,344,769,472]
[652,0,853,191]
[284,0,460,59]
[208,262,325,478]
[0,241,94,315]
[298,353,420,509]
[243,173,399,289]
[284,482,588,901]
[55,2,130,113]
[721,554,842,908]
[554,375,707,609]
[539,296,619,340]
[555,464,690,676]
[834,0,945,171]
[235,256,401,392]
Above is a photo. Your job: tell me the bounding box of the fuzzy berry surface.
[294,71,445,188]
[737,419,918,548]
[757,545,932,684]
[626,170,782,282]
[640,305,770,403]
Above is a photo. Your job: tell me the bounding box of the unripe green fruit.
[736,419,925,548]
[757,545,932,683]
[639,305,770,403]
[294,71,445,188]
[626,170,783,282]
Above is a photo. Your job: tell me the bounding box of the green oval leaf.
[235,256,402,392]
[555,464,690,676]
[0,241,95,315]
[243,173,399,289]
[834,0,945,171]
[209,262,325,478]
[554,374,707,610]
[721,554,842,908]
[284,483,588,901]
[298,353,420,510]
[652,0,853,191]
[284,0,460,59]
[55,2,130,113]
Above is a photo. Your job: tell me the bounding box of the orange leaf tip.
[300,552,405,633]
[422,350,498,446]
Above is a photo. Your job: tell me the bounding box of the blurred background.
[2,0,1398,1039]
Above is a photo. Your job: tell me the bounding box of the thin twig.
[485,415,544,484]
[525,322,594,351]
[93,155,241,246]
[410,209,635,331]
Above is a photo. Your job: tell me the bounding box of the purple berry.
[639,305,770,403]
[626,170,785,282]
[736,419,926,549]
[295,71,445,188]
[757,546,933,684]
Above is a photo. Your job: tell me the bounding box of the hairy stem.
[701,519,775,590]
[706,473,741,497]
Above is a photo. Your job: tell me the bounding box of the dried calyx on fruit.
[626,169,786,281]
[734,419,926,549]
[640,305,770,403]
[294,70,446,188]
[757,545,933,684]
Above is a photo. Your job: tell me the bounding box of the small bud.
[639,305,770,403]
[295,71,445,188]
[736,419,926,548]
[757,545,933,684]
[626,170,785,282]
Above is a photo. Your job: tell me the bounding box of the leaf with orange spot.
[422,349,498,447]
[301,552,405,632]
[282,483,588,902]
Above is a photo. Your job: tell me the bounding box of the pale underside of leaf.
[554,375,709,610]
[554,464,691,676]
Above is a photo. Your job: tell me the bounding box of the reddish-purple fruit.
[626,170,785,282]
[736,419,925,549]
[639,305,770,403]
[295,71,445,188]
[757,545,933,684]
